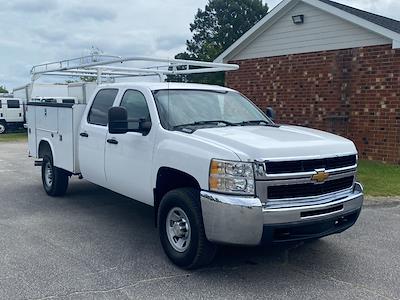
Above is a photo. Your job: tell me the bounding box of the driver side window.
[120,90,151,130]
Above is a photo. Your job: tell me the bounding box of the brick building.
[215,0,400,164]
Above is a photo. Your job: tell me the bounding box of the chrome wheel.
[0,124,5,134]
[166,207,191,253]
[44,161,53,188]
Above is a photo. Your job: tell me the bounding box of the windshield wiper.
[173,120,237,129]
[235,120,279,127]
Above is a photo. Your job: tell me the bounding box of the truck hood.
[192,125,357,161]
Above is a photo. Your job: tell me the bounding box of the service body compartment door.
[26,105,37,157]
[35,106,58,132]
[55,108,74,171]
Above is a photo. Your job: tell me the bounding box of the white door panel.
[78,88,119,187]
[105,89,155,205]
[78,123,108,186]
[105,131,155,205]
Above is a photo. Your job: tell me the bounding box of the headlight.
[209,159,255,195]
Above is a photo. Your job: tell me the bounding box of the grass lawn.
[358,160,400,197]
[0,132,28,143]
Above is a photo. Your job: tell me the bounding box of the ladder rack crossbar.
[31,55,239,83]
[43,71,159,78]
[61,68,162,76]
[31,54,122,74]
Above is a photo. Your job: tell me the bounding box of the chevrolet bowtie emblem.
[312,170,329,183]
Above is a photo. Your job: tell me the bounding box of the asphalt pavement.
[0,141,399,300]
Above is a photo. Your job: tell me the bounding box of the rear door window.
[7,100,20,109]
[88,89,118,126]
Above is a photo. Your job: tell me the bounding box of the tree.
[171,0,268,85]
[0,85,8,93]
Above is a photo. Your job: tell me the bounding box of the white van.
[0,98,25,134]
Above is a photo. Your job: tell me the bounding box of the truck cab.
[0,98,25,134]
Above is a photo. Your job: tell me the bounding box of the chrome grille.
[265,155,356,174]
[268,176,354,199]
[255,155,357,209]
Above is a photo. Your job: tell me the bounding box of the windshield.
[153,89,272,130]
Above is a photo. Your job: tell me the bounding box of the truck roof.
[97,82,235,92]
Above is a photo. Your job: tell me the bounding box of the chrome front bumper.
[200,183,364,246]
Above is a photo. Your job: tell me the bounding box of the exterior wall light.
[292,15,305,24]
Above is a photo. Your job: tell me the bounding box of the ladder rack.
[31,55,239,84]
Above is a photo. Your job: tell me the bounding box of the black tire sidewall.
[41,155,55,194]
[158,189,202,268]
[41,154,69,197]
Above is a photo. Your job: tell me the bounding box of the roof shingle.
[319,0,400,34]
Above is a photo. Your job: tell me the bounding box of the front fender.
[152,131,240,190]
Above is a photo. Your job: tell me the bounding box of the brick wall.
[226,44,400,164]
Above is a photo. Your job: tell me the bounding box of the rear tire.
[158,188,217,269]
[0,122,7,134]
[41,155,69,197]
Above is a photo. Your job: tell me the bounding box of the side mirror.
[108,107,128,134]
[265,107,276,121]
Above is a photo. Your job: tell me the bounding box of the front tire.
[158,188,217,269]
[41,155,69,197]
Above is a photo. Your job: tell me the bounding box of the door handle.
[107,138,118,145]
[80,132,89,137]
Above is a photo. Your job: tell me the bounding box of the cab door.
[104,89,156,205]
[79,89,119,187]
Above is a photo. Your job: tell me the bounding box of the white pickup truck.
[27,81,364,269]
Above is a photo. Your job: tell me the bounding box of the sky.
[0,0,399,90]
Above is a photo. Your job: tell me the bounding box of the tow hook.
[335,216,348,226]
